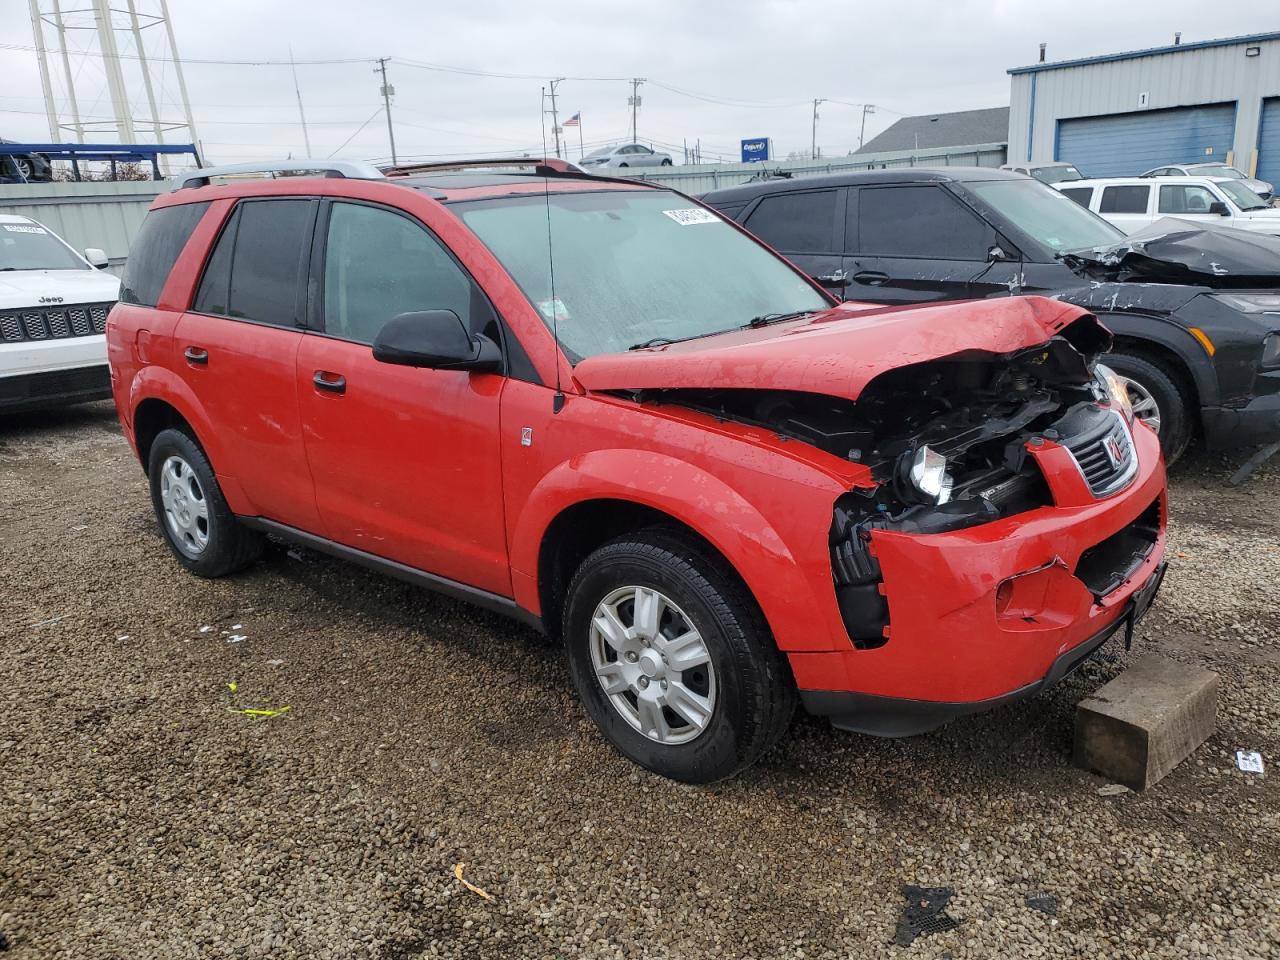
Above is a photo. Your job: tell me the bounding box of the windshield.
[0,221,86,271]
[456,190,829,359]
[1217,180,1269,211]
[1032,165,1083,184]
[964,179,1122,253]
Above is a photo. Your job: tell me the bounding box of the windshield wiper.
[628,337,678,351]
[743,310,814,329]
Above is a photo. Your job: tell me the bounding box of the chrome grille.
[1061,410,1137,497]
[0,301,116,343]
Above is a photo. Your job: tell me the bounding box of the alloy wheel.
[588,585,717,744]
[1118,375,1162,434]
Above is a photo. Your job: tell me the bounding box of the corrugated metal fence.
[0,180,165,277]
[0,141,1006,268]
[614,142,1008,193]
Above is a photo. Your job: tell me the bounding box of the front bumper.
[0,364,111,413]
[1201,392,1280,449]
[800,561,1165,735]
[790,420,1168,725]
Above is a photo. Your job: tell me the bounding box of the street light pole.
[548,78,564,159]
[859,103,876,150]
[811,98,825,160]
[629,78,646,143]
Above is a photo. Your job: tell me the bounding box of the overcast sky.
[1,0,1274,166]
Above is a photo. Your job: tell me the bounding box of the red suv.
[108,159,1167,782]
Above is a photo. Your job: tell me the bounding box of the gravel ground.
[2,401,1278,960]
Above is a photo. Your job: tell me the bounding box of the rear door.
[1096,184,1152,234]
[176,197,322,531]
[842,184,1003,304]
[296,199,510,595]
[740,188,845,293]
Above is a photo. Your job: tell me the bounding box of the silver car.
[1141,162,1273,200]
[579,143,674,170]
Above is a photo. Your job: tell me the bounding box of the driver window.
[1158,184,1218,214]
[322,202,473,344]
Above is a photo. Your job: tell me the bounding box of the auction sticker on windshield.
[3,225,47,234]
[663,208,720,226]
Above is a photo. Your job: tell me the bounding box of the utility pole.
[811,98,825,160]
[290,46,312,157]
[629,78,646,143]
[859,104,876,150]
[547,78,564,159]
[375,57,397,166]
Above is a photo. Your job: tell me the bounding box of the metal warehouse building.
[1008,32,1280,184]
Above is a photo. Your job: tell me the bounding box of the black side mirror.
[1208,201,1230,216]
[372,310,501,372]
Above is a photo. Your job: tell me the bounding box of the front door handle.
[184,346,208,365]
[313,370,347,395]
[851,271,890,286]
[814,269,850,288]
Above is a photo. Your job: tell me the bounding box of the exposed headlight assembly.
[1262,332,1280,368]
[1095,363,1134,423]
[1210,293,1280,314]
[906,445,954,505]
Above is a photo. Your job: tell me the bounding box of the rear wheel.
[660,158,673,166]
[147,428,263,577]
[1105,352,1191,463]
[563,530,795,782]
[618,162,629,168]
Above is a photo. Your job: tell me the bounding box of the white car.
[1059,176,1280,237]
[1140,162,1273,201]
[1000,161,1086,186]
[1,214,120,413]
[578,143,674,170]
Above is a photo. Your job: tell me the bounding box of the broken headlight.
[1095,363,1134,424]
[906,445,954,505]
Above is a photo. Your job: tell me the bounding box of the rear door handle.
[313,370,347,395]
[184,346,208,365]
[851,271,890,286]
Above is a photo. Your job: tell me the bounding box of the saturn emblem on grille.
[1104,435,1124,468]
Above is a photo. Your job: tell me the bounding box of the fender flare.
[510,449,844,651]
[1095,312,1218,407]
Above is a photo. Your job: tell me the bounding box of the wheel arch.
[127,366,224,476]
[1096,313,1214,408]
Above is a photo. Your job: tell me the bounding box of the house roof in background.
[855,106,1010,154]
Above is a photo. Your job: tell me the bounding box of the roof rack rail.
[175,159,385,191]
[382,157,583,178]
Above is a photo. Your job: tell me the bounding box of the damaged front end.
[633,315,1141,649]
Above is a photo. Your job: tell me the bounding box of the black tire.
[618,162,629,168]
[147,427,263,577]
[1104,352,1192,464]
[563,529,796,783]
[660,158,673,166]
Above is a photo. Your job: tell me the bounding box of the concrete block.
[1074,654,1218,791]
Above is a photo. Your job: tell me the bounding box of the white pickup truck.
[1059,176,1280,237]
[1,213,120,413]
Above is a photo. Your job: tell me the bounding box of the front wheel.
[147,428,263,577]
[1104,353,1192,464]
[563,530,795,782]
[660,158,672,166]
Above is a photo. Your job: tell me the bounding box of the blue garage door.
[1056,103,1236,177]
[1257,98,1280,191]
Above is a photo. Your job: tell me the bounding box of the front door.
[296,199,510,595]
[842,184,1006,304]
[175,197,322,532]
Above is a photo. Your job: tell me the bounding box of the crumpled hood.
[573,295,1103,403]
[0,268,120,310]
[1060,218,1280,288]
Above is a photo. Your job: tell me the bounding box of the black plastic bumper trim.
[800,561,1166,737]
[1200,393,1280,450]
[0,365,111,413]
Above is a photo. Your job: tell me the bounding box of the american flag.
[562,112,580,127]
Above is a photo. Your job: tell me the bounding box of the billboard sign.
[740,138,771,163]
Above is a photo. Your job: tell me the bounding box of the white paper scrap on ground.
[227,634,247,644]
[1236,751,1265,774]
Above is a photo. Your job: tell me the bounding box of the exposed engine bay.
[626,320,1129,648]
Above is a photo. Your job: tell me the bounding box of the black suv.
[703,168,1280,462]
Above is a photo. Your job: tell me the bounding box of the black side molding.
[238,516,544,633]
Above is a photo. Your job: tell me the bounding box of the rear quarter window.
[1059,187,1093,208]
[120,202,210,306]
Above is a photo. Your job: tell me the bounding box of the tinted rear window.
[192,199,314,327]
[1058,187,1093,208]
[744,190,837,252]
[120,202,209,306]
[1099,185,1150,214]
